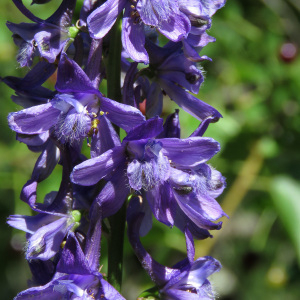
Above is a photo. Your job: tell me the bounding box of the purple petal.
[146,184,175,226]
[17,132,49,147]
[100,96,145,132]
[87,0,127,39]
[185,228,195,264]
[100,278,126,300]
[146,81,163,118]
[34,25,67,63]
[26,216,73,260]
[173,191,223,230]
[7,213,57,234]
[91,115,121,158]
[8,103,60,135]
[179,0,226,18]
[163,289,200,300]
[57,232,91,275]
[20,179,38,208]
[159,55,203,94]
[174,209,212,240]
[31,141,60,182]
[14,281,62,300]
[122,61,139,107]
[190,116,220,137]
[137,0,159,26]
[124,116,163,142]
[71,146,125,186]
[159,78,222,121]
[132,194,154,237]
[56,53,99,94]
[122,7,149,63]
[84,201,102,271]
[28,259,55,286]
[85,38,103,88]
[127,198,176,286]
[157,109,181,138]
[187,256,222,288]
[158,12,191,42]
[96,165,129,218]
[159,137,220,167]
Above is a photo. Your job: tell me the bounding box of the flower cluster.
[3,0,226,299]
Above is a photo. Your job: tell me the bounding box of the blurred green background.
[1,0,300,299]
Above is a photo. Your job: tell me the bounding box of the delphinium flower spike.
[3,0,227,298]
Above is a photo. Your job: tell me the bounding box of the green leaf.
[270,176,300,266]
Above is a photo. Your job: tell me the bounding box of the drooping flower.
[122,42,222,121]
[8,0,76,67]
[7,195,81,261]
[127,197,222,299]
[14,221,124,300]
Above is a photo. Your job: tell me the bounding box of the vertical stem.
[106,15,122,136]
[107,201,127,291]
[106,14,126,292]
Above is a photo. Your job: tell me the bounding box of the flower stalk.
[106,14,126,291]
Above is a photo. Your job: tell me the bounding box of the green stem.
[107,201,127,291]
[106,15,125,292]
[106,15,122,136]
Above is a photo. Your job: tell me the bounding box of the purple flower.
[14,227,124,299]
[8,203,81,261]
[71,117,226,233]
[8,0,76,67]
[87,0,191,63]
[177,0,226,61]
[8,54,145,145]
[123,42,222,121]
[127,200,222,299]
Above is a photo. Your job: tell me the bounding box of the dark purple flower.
[71,117,226,232]
[14,228,124,299]
[1,60,56,108]
[178,0,226,61]
[127,200,221,299]
[124,41,222,121]
[8,54,145,145]
[7,200,81,261]
[87,0,191,63]
[8,0,76,67]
